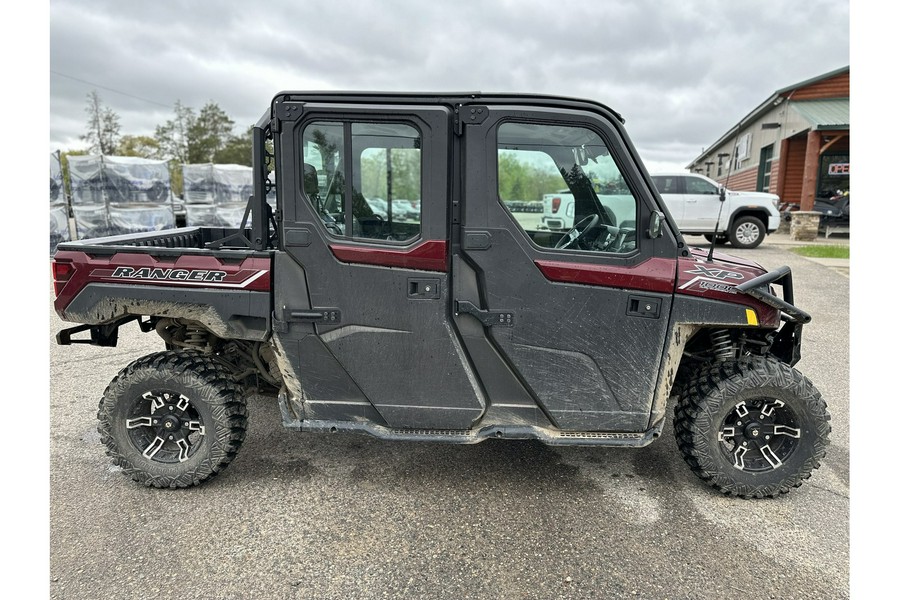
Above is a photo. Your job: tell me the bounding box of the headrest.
[303,163,319,195]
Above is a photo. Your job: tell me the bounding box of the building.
[686,66,849,220]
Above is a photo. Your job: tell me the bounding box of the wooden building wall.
[779,136,808,204]
[716,167,757,191]
[785,72,850,101]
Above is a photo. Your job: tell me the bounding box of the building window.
[757,144,774,192]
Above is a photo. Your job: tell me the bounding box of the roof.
[790,98,850,130]
[773,65,850,97]
[687,65,849,166]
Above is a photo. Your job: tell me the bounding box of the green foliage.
[116,135,161,159]
[360,149,421,201]
[190,102,236,163]
[154,100,196,164]
[213,126,253,166]
[790,245,849,259]
[497,151,566,202]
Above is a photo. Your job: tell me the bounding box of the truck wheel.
[728,216,765,249]
[674,358,830,498]
[97,350,247,488]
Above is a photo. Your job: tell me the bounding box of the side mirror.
[718,185,727,202]
[648,210,664,239]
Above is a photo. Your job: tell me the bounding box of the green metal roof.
[790,98,850,130]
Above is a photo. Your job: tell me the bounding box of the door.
[458,107,679,432]
[680,174,723,231]
[274,101,484,430]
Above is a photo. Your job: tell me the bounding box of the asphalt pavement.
[48,239,850,600]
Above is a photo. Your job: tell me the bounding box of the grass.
[790,245,849,259]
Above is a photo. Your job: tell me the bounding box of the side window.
[684,176,718,195]
[497,122,638,254]
[652,176,679,194]
[302,122,345,236]
[302,121,422,242]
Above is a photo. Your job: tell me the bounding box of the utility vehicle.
[53,92,829,497]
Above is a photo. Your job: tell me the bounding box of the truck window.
[497,122,638,254]
[684,176,718,195]
[302,121,422,243]
[652,175,679,194]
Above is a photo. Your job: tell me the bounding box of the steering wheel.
[555,214,599,249]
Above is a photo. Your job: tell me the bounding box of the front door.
[457,106,679,432]
[681,174,723,230]
[274,101,484,430]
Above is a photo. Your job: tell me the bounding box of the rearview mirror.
[718,185,727,202]
[648,210,663,239]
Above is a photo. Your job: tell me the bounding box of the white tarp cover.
[213,164,253,206]
[183,163,215,205]
[50,153,70,254]
[67,155,174,238]
[184,203,218,227]
[182,164,255,227]
[213,164,252,227]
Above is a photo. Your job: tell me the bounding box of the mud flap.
[770,321,802,367]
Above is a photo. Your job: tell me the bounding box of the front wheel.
[728,215,765,249]
[97,350,247,488]
[674,358,830,498]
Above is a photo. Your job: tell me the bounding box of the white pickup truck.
[650,173,780,249]
[542,173,780,249]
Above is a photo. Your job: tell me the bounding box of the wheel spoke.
[718,426,736,442]
[184,420,206,436]
[176,394,190,412]
[733,445,748,470]
[142,436,166,460]
[125,416,153,429]
[760,445,783,469]
[143,391,166,413]
[734,402,749,418]
[773,425,802,438]
[175,438,191,462]
[761,400,785,417]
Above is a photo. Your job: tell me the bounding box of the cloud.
[49,0,849,169]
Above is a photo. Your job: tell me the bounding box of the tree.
[154,100,196,164]
[80,91,121,155]
[189,102,235,163]
[214,126,253,166]
[117,135,161,159]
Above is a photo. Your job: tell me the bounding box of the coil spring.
[184,327,208,348]
[710,329,733,362]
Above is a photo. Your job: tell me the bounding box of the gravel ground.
[47,240,850,599]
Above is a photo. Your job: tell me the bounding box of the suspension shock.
[184,327,208,350]
[710,329,733,362]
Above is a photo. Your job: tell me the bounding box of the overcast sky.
[49,0,849,172]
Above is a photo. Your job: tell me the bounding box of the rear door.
[457,104,679,432]
[274,100,484,430]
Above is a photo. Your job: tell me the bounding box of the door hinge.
[455,300,514,327]
[454,105,489,135]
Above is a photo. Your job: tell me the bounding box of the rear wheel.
[674,358,830,498]
[728,216,765,249]
[97,350,247,488]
